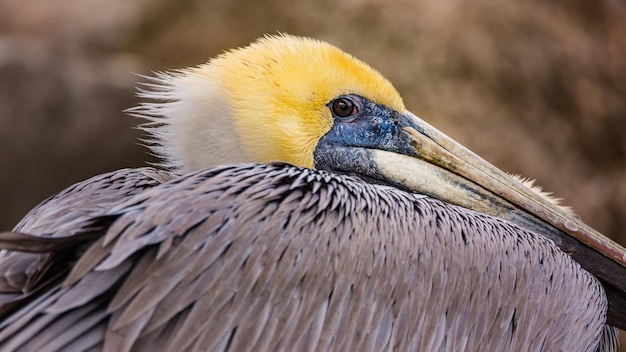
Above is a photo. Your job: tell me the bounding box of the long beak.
[372,111,626,327]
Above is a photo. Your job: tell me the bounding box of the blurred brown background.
[1,0,625,343]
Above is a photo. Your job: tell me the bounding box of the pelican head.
[130,34,626,324]
[134,34,403,172]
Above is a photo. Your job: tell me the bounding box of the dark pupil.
[332,98,353,117]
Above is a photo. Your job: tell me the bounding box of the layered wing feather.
[0,164,616,351]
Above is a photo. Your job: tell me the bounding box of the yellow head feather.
[203,34,405,168]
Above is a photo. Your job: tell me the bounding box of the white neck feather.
[127,69,251,174]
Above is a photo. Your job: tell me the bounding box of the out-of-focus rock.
[0,38,147,227]
[0,0,159,228]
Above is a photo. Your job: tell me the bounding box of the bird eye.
[331,97,358,118]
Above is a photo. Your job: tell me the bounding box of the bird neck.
[133,69,252,174]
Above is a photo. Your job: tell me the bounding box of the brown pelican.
[0,35,623,351]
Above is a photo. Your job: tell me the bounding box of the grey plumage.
[0,168,172,309]
[12,167,173,236]
[0,164,617,351]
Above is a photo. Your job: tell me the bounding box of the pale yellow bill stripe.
[403,111,626,268]
[373,111,626,273]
